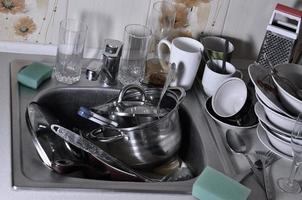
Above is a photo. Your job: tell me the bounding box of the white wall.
[0,0,301,60]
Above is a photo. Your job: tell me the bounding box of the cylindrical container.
[147,1,176,54]
[54,19,88,84]
[118,24,152,85]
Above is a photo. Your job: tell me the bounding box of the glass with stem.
[277,113,302,193]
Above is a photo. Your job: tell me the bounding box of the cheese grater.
[257,4,302,67]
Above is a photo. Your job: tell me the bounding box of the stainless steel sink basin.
[10,60,228,193]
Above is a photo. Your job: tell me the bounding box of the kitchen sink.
[10,60,228,193]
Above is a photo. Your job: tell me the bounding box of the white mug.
[157,37,204,90]
[201,59,242,97]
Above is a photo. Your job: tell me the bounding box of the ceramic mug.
[201,36,234,61]
[201,59,242,97]
[157,37,204,90]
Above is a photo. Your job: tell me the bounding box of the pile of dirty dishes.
[249,63,302,158]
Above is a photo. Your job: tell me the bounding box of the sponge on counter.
[192,167,251,200]
[17,62,53,89]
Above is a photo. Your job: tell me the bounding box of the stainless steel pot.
[89,85,186,169]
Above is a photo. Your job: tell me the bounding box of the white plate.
[255,97,296,133]
[257,125,292,160]
[254,102,292,138]
[248,63,292,117]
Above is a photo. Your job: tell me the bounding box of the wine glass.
[277,113,302,193]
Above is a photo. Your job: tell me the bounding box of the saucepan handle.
[117,84,146,103]
[88,128,125,143]
[168,86,186,104]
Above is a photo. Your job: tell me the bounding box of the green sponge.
[17,62,53,89]
[192,167,251,200]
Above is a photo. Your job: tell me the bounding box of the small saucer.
[205,97,258,129]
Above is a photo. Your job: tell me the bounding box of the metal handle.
[117,84,146,103]
[168,86,186,104]
[88,128,124,143]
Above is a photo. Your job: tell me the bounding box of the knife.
[50,124,154,182]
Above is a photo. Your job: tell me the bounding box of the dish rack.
[257,4,302,67]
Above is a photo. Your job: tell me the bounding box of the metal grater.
[257,4,302,67]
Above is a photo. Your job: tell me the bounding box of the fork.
[256,151,280,200]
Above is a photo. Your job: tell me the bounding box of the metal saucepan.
[88,84,186,169]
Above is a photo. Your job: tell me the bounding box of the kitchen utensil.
[205,97,258,131]
[226,129,265,189]
[26,102,82,168]
[54,19,88,84]
[277,113,302,193]
[78,106,118,127]
[255,101,296,133]
[200,36,234,62]
[248,63,293,118]
[50,124,158,182]
[255,101,294,142]
[257,125,292,160]
[255,151,280,200]
[118,24,152,85]
[255,94,294,137]
[212,78,247,118]
[263,53,302,100]
[51,159,110,179]
[157,37,204,90]
[147,0,177,54]
[257,4,302,67]
[222,38,228,73]
[202,59,242,97]
[272,63,302,115]
[89,85,186,169]
[156,63,176,116]
[259,120,292,156]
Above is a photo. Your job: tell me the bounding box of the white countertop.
[0,52,301,200]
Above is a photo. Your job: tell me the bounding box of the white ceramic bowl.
[256,97,296,133]
[212,78,247,118]
[259,120,291,143]
[254,101,292,140]
[272,63,302,115]
[248,63,292,117]
[259,120,292,156]
[205,97,258,134]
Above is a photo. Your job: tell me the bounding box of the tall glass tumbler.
[54,19,88,84]
[118,24,152,85]
[147,1,177,54]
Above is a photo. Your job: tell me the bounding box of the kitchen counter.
[0,52,301,200]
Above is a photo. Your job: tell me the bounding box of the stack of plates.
[248,63,301,159]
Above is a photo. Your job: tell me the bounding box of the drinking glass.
[147,1,176,54]
[54,19,88,84]
[118,24,152,85]
[277,113,302,193]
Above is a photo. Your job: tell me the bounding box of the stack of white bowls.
[248,63,302,157]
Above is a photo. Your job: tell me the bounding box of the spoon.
[225,129,265,189]
[222,38,229,73]
[264,53,302,100]
[156,63,176,117]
